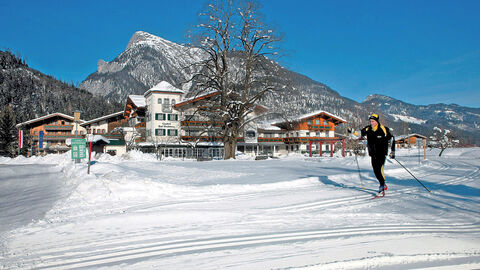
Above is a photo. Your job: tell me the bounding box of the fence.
[158,147,224,160]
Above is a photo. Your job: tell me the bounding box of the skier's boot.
[377,185,385,197]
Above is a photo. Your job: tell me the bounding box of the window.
[316,120,320,125]
[157,98,162,104]
[172,99,176,105]
[155,129,166,136]
[324,121,329,126]
[246,130,256,137]
[155,113,166,120]
[168,114,178,121]
[168,129,178,136]
[164,98,170,105]
[306,132,310,137]
[307,120,312,125]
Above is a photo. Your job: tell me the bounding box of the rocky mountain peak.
[364,94,395,103]
[126,31,181,51]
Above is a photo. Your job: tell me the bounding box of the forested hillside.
[0,50,122,124]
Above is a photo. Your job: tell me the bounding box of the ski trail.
[268,158,480,213]
[9,223,480,269]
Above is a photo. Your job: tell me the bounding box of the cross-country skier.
[356,113,396,196]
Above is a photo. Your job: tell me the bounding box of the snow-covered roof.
[16,112,83,128]
[175,90,220,108]
[396,133,428,141]
[86,135,110,144]
[259,125,283,131]
[296,110,347,123]
[128,95,146,108]
[80,111,124,126]
[271,110,347,127]
[144,81,184,97]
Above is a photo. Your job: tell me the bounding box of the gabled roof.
[16,112,82,128]
[80,111,124,126]
[396,133,428,141]
[296,110,347,124]
[174,90,220,109]
[128,95,146,108]
[144,81,184,97]
[272,110,347,128]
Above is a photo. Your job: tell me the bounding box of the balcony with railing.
[181,121,223,127]
[44,125,74,131]
[257,137,285,143]
[180,135,223,142]
[135,122,146,129]
[307,125,332,131]
[283,136,340,143]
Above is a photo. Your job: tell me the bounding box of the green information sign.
[71,139,86,159]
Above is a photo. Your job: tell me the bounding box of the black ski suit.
[361,124,395,186]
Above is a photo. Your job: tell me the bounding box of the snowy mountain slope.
[80,31,204,103]
[363,94,480,144]
[1,149,480,269]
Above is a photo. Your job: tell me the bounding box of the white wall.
[145,92,182,143]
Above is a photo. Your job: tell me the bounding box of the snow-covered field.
[1,148,479,269]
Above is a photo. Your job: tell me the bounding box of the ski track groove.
[270,158,479,212]
[9,223,480,270]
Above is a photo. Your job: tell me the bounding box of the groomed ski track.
[1,150,480,269]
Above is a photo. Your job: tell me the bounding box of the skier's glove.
[389,151,395,159]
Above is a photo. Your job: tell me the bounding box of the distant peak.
[364,94,394,102]
[126,31,175,50]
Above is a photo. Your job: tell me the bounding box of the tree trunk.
[224,139,237,159]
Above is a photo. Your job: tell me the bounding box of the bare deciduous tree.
[189,0,282,159]
[430,126,458,156]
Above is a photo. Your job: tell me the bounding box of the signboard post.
[87,141,92,174]
[71,139,86,161]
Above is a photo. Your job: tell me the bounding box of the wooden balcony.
[135,122,146,129]
[257,137,285,143]
[181,136,222,142]
[283,136,340,143]
[44,125,74,131]
[181,120,223,127]
[307,125,332,131]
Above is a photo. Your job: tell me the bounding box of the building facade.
[80,111,127,156]
[144,82,184,144]
[16,113,86,155]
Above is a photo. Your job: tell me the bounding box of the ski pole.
[394,158,431,193]
[354,151,364,188]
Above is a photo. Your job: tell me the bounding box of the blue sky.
[1,0,479,107]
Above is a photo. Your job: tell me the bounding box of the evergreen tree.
[0,104,17,157]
